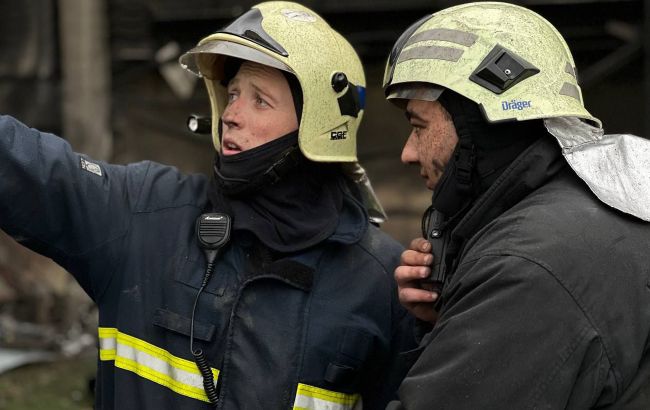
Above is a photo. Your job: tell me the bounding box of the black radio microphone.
[196,213,231,272]
[191,212,231,406]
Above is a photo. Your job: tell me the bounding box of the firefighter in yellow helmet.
[384,3,650,408]
[176,2,415,409]
[180,0,386,222]
[0,2,416,409]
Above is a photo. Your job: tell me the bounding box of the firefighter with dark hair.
[384,2,650,408]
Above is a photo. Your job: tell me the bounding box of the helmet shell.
[383,2,600,126]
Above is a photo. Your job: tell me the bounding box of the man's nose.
[222,100,241,129]
[401,133,418,164]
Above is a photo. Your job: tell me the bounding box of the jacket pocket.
[152,308,215,342]
[173,252,227,296]
[324,327,375,388]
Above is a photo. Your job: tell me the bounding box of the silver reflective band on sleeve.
[293,383,361,410]
[98,327,219,403]
[404,28,478,48]
[396,45,464,64]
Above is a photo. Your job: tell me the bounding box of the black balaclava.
[431,89,547,220]
[208,60,347,253]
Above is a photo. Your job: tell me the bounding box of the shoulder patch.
[80,157,103,176]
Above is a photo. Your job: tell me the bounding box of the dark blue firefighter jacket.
[0,115,415,409]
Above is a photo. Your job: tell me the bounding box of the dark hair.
[281,71,303,124]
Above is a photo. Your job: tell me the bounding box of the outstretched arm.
[0,115,142,299]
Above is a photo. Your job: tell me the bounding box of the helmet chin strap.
[432,92,477,218]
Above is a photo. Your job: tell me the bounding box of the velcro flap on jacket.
[260,259,314,291]
[325,363,356,385]
[340,327,373,360]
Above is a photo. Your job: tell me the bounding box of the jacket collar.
[452,136,565,243]
[326,181,368,245]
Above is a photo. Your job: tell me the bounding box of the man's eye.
[227,92,238,103]
[413,124,426,136]
[255,95,269,107]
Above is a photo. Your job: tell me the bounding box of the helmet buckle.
[455,142,475,192]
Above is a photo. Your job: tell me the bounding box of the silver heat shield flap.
[545,117,650,222]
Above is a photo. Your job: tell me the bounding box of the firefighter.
[385,2,650,408]
[0,2,415,408]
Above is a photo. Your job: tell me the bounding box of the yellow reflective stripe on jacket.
[98,327,218,403]
[293,383,361,410]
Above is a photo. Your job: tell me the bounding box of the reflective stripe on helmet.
[559,82,580,101]
[564,62,576,78]
[292,383,361,410]
[98,327,219,403]
[397,45,464,64]
[404,28,478,48]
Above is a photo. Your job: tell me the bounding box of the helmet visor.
[386,82,445,108]
[179,40,293,80]
[383,14,432,88]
